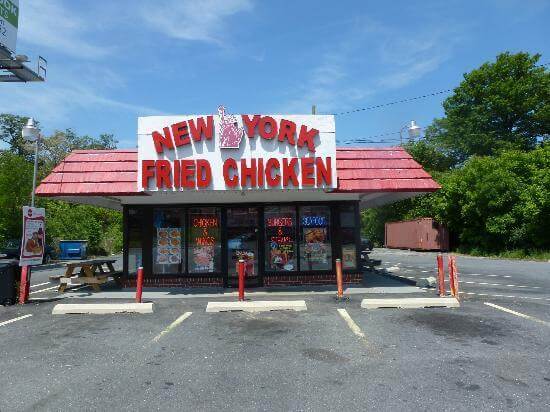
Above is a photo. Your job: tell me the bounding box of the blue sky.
[2,0,549,148]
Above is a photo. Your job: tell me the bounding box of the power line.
[330,89,453,116]
[328,62,549,117]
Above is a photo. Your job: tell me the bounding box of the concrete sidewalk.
[56,272,428,300]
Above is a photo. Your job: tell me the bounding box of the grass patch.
[458,248,550,261]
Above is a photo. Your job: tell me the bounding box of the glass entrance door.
[227,207,259,286]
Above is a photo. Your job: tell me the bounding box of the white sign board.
[19,206,45,266]
[0,0,18,53]
[138,107,337,191]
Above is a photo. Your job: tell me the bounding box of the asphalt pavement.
[24,254,123,298]
[1,249,549,411]
[370,248,550,322]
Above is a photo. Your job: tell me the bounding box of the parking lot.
[1,249,550,411]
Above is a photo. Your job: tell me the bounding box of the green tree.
[40,129,118,171]
[403,138,457,172]
[0,114,36,159]
[0,152,33,243]
[42,201,123,255]
[430,52,549,162]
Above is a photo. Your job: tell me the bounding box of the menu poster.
[267,216,295,271]
[342,245,357,269]
[268,237,295,271]
[157,227,182,265]
[19,206,45,266]
[235,250,254,276]
[192,245,215,272]
[304,227,328,265]
[190,215,219,272]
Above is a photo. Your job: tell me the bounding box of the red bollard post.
[335,258,344,299]
[19,265,30,304]
[436,254,445,297]
[238,259,245,301]
[135,266,144,303]
[448,256,457,298]
[451,256,459,300]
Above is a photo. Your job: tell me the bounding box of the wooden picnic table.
[58,259,121,293]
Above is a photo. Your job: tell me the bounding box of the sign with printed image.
[0,0,18,53]
[156,227,181,264]
[303,227,329,265]
[19,206,45,266]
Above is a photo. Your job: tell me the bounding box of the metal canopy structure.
[0,45,45,82]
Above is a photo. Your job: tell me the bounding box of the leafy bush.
[363,146,550,254]
[42,200,122,255]
[0,152,33,245]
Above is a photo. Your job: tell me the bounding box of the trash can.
[58,240,88,260]
[0,259,20,305]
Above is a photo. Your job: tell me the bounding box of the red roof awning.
[36,147,439,197]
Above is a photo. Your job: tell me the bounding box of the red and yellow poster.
[19,206,45,266]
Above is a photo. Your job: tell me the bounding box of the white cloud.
[0,82,161,125]
[279,19,464,114]
[139,0,253,44]
[375,30,460,90]
[18,0,111,59]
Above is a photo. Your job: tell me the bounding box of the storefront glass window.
[265,206,297,271]
[153,208,185,274]
[188,207,221,273]
[299,206,331,270]
[127,208,143,275]
[340,205,357,269]
[227,208,258,279]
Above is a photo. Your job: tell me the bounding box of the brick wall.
[264,273,362,287]
[123,276,223,288]
[122,273,362,288]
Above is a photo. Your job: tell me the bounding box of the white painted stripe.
[152,311,192,342]
[30,282,51,288]
[484,302,550,327]
[29,285,59,294]
[29,284,88,297]
[458,280,540,289]
[462,290,550,301]
[337,308,366,339]
[462,273,512,278]
[0,314,33,327]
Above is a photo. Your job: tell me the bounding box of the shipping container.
[385,218,449,251]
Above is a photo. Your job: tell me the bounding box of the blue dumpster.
[58,240,88,260]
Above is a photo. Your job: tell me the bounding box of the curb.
[52,302,153,314]
[361,297,459,309]
[206,300,307,313]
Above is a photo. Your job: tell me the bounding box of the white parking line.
[152,311,192,343]
[30,282,51,288]
[460,291,550,301]
[459,280,540,289]
[337,309,366,340]
[463,273,512,278]
[29,285,59,294]
[0,314,33,327]
[484,302,550,327]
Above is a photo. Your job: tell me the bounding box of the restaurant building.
[36,107,439,288]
